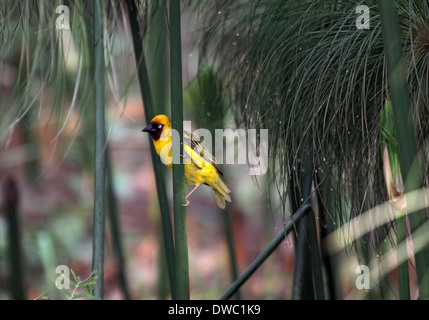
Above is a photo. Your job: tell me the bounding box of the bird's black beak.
[142,123,157,133]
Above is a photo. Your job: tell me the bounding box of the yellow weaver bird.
[142,114,232,209]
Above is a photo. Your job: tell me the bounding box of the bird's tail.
[211,177,232,209]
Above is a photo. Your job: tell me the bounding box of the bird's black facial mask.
[142,123,162,140]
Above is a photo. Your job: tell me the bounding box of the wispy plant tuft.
[0,1,135,147]
[193,0,429,250]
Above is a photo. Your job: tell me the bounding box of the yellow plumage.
[142,114,231,209]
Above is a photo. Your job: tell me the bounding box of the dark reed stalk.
[219,204,311,300]
[4,176,26,300]
[291,151,324,300]
[91,0,106,300]
[126,0,176,298]
[169,0,190,300]
[106,148,132,299]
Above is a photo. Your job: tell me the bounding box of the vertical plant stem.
[106,148,132,299]
[380,98,410,299]
[147,0,168,115]
[127,0,176,298]
[307,210,325,300]
[290,163,314,299]
[316,168,340,300]
[380,0,429,299]
[157,222,169,299]
[221,209,242,299]
[92,0,106,300]
[291,150,324,300]
[396,212,410,299]
[4,176,26,300]
[146,0,171,299]
[169,0,189,300]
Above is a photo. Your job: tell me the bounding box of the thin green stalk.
[307,211,325,300]
[92,0,106,300]
[219,204,310,300]
[126,0,176,298]
[147,0,168,115]
[380,0,429,299]
[106,148,132,300]
[380,98,410,299]
[221,208,241,299]
[146,1,170,298]
[157,221,169,299]
[396,212,410,299]
[169,0,189,300]
[4,176,26,300]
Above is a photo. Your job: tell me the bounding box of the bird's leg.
[182,184,201,207]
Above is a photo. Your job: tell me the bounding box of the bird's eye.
[158,124,163,129]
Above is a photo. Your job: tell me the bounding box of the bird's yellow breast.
[152,129,221,187]
[152,129,173,168]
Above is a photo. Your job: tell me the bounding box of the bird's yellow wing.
[183,130,223,175]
